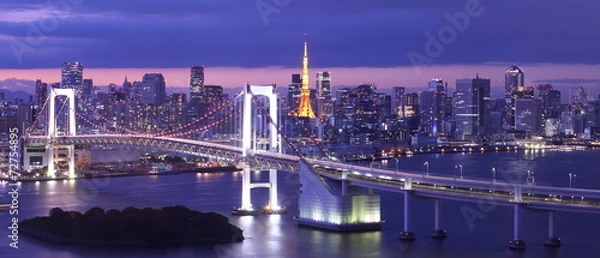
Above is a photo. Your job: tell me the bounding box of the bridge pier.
[233,166,285,215]
[296,160,382,231]
[399,191,415,241]
[46,145,55,178]
[509,204,526,250]
[431,199,447,239]
[544,211,561,247]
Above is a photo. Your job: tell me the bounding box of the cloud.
[0,0,599,69]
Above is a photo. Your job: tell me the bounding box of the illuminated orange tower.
[295,39,316,118]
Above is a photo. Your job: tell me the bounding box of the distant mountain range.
[0,78,35,101]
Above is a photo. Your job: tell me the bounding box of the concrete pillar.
[241,165,252,210]
[399,192,415,240]
[513,204,520,240]
[431,199,447,239]
[47,146,54,178]
[68,145,75,179]
[509,204,526,250]
[269,169,278,209]
[544,211,561,247]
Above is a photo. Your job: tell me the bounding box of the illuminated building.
[140,73,167,106]
[168,93,187,129]
[393,86,405,113]
[505,64,524,92]
[61,62,83,92]
[537,84,561,136]
[420,78,446,136]
[316,71,333,118]
[401,92,420,135]
[507,86,535,131]
[35,80,48,129]
[190,66,204,103]
[515,98,538,135]
[455,75,491,141]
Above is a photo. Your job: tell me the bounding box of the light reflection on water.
[1,150,600,257]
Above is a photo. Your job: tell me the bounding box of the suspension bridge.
[19,85,600,250]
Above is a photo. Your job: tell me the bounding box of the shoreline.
[0,166,241,183]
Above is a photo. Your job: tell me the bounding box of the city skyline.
[3,63,600,97]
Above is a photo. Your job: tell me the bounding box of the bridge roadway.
[25,134,600,214]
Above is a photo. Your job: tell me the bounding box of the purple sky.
[0,0,599,93]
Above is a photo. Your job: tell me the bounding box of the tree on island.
[20,206,244,245]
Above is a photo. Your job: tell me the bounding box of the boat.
[399,231,416,241]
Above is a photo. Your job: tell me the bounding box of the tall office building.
[316,72,331,98]
[187,66,205,123]
[61,62,83,92]
[122,77,132,98]
[515,98,538,135]
[140,73,167,106]
[392,86,406,116]
[401,93,420,134]
[167,93,187,129]
[287,74,302,111]
[82,79,93,100]
[454,75,491,141]
[505,64,524,92]
[190,66,204,103]
[420,78,446,136]
[316,71,333,118]
[203,85,224,109]
[507,86,535,131]
[34,80,48,129]
[537,84,562,136]
[504,64,526,130]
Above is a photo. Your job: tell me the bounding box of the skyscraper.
[507,86,535,131]
[420,78,446,136]
[190,66,204,103]
[167,93,187,129]
[140,73,167,106]
[316,71,331,98]
[287,74,302,111]
[187,66,205,123]
[35,80,48,129]
[393,86,405,116]
[505,64,524,92]
[515,98,538,135]
[401,93,420,134]
[316,71,333,118]
[61,62,83,92]
[294,39,316,118]
[455,75,491,141]
[82,79,93,101]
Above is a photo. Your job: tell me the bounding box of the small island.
[20,206,244,246]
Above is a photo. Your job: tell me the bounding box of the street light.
[424,161,429,176]
[455,164,463,179]
[491,167,496,183]
[527,170,535,185]
[569,173,577,188]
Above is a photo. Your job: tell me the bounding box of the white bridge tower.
[47,88,77,178]
[233,84,284,215]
